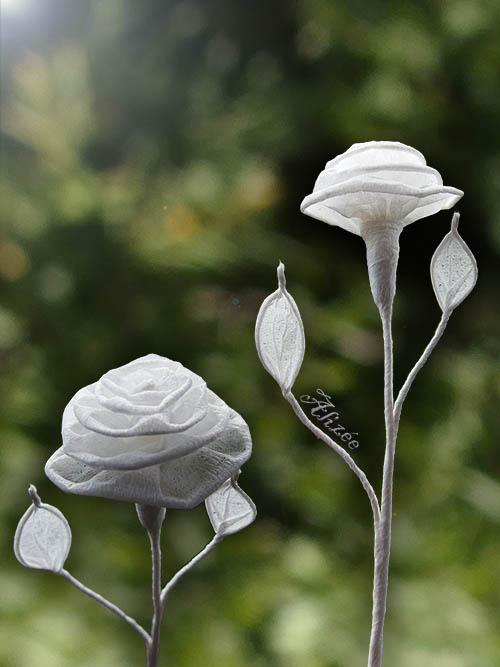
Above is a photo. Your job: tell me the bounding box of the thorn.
[277,261,286,290]
[28,484,42,508]
[451,211,460,232]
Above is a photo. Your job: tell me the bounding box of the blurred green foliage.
[1,0,499,665]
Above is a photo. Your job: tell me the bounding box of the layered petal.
[46,408,252,508]
[63,389,230,470]
[325,141,426,170]
[61,354,234,470]
[313,164,443,192]
[301,178,463,234]
[300,141,463,234]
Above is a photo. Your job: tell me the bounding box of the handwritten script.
[300,389,359,450]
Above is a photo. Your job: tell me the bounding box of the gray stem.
[59,569,150,644]
[368,306,396,667]
[394,310,451,427]
[144,508,165,667]
[160,535,222,606]
[285,391,380,524]
[360,221,401,316]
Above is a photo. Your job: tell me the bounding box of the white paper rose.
[300,141,464,313]
[45,354,252,509]
[300,141,463,234]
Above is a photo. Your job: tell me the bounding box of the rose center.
[136,379,157,392]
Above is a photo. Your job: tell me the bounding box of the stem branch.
[285,391,380,524]
[59,569,150,644]
[394,310,451,427]
[160,536,222,606]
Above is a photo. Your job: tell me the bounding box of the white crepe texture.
[205,475,256,537]
[431,214,477,312]
[300,141,463,234]
[45,354,252,508]
[255,262,305,394]
[14,496,71,572]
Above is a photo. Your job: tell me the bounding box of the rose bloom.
[45,355,252,509]
[300,141,464,312]
[300,141,463,234]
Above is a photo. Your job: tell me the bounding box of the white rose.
[45,354,252,509]
[300,141,464,312]
[300,140,463,234]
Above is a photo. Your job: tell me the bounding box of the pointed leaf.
[431,213,477,312]
[14,486,71,573]
[205,477,256,537]
[255,262,305,393]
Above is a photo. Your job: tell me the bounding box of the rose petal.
[314,164,443,192]
[326,141,426,171]
[62,390,230,470]
[301,179,463,233]
[95,376,193,414]
[66,358,209,435]
[74,399,208,437]
[46,409,252,508]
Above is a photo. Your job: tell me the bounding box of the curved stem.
[393,310,451,427]
[284,391,380,524]
[160,536,222,606]
[59,569,150,644]
[368,307,396,667]
[146,522,163,667]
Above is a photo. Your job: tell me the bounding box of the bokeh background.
[1,1,499,665]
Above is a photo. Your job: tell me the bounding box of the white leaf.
[255,262,305,393]
[14,486,71,573]
[431,213,477,312]
[205,477,256,537]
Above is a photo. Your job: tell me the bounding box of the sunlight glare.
[0,0,32,13]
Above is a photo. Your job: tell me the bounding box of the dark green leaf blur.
[1,1,499,665]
